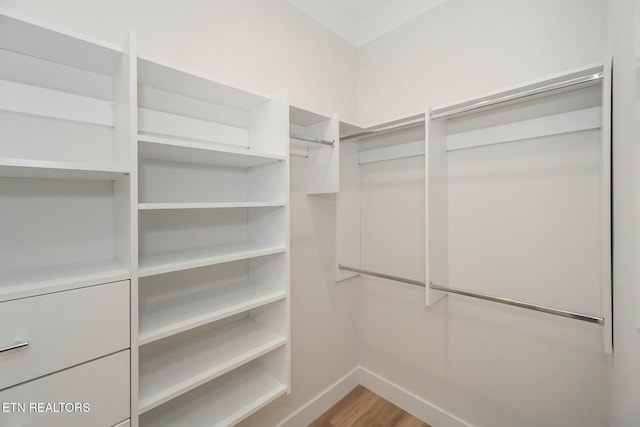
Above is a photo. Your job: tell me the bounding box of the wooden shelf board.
[138,201,285,211]
[138,243,286,278]
[139,282,286,344]
[0,158,129,180]
[0,259,129,303]
[138,133,285,168]
[137,57,269,112]
[139,317,286,414]
[140,362,287,427]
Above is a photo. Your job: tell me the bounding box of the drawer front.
[112,420,130,427]
[0,350,130,427]
[0,280,129,390]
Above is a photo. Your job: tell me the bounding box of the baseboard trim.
[276,367,360,427]
[358,367,473,427]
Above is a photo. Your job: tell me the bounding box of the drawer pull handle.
[0,341,29,353]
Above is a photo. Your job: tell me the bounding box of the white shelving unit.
[135,58,290,426]
[0,12,135,427]
[0,13,134,301]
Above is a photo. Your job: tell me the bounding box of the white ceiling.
[287,0,447,46]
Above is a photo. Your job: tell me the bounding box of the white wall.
[0,0,358,123]
[356,0,607,126]
[354,1,613,426]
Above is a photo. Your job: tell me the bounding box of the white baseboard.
[276,367,360,427]
[275,366,472,427]
[358,367,473,427]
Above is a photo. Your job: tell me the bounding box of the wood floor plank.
[309,385,431,427]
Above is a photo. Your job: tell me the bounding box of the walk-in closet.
[0,1,638,426]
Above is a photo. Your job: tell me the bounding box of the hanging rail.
[338,265,426,288]
[430,283,605,326]
[430,67,603,120]
[290,134,335,147]
[338,265,604,326]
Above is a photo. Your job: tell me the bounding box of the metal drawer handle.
[0,341,29,354]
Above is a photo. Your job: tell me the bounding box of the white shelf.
[0,158,129,180]
[139,280,286,345]
[139,317,286,414]
[0,259,129,303]
[138,243,286,277]
[138,133,286,168]
[140,362,287,427]
[138,201,285,211]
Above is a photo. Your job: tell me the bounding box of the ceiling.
[286,0,447,46]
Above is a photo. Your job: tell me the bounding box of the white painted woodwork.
[112,420,132,427]
[599,57,613,353]
[335,141,361,281]
[138,108,250,148]
[0,351,130,427]
[0,158,128,180]
[137,57,268,112]
[139,256,287,344]
[358,140,424,165]
[446,106,601,151]
[0,281,129,390]
[138,134,285,168]
[425,114,448,305]
[139,359,287,427]
[139,311,287,413]
[0,79,113,126]
[0,178,127,294]
[135,58,290,426]
[290,109,340,194]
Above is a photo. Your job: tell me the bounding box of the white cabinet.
[135,58,290,426]
[0,12,135,427]
[0,350,130,427]
[0,281,129,390]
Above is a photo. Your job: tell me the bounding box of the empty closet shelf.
[138,317,286,414]
[140,361,287,427]
[138,244,287,277]
[0,259,129,303]
[138,133,286,168]
[0,158,129,180]
[138,201,286,210]
[139,283,287,344]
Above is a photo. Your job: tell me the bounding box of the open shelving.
[139,255,287,344]
[0,13,134,301]
[139,302,287,413]
[135,58,290,426]
[139,357,287,427]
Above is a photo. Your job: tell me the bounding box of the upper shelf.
[0,12,121,77]
[138,57,269,112]
[138,134,286,168]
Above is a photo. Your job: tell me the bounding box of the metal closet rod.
[430,69,604,120]
[430,283,605,326]
[338,265,604,326]
[290,134,335,147]
[339,68,604,141]
[338,265,426,288]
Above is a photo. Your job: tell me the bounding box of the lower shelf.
[140,361,287,427]
[139,316,286,413]
[0,259,129,303]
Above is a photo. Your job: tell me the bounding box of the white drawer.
[0,280,129,390]
[0,350,130,427]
